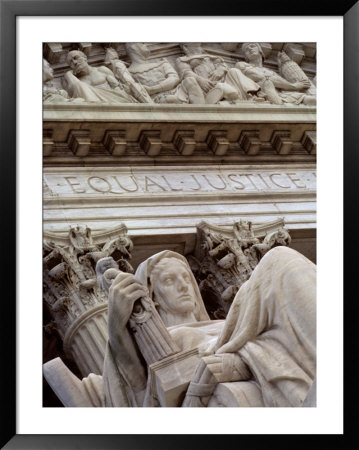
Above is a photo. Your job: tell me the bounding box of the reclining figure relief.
[47,43,316,106]
[236,43,316,106]
[99,246,316,407]
[125,42,206,104]
[63,50,137,104]
[176,43,263,104]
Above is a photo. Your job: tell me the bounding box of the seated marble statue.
[63,50,137,103]
[125,43,206,104]
[101,246,316,407]
[236,43,316,106]
[176,43,262,104]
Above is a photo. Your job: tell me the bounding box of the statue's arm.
[211,61,228,81]
[62,71,79,96]
[98,66,120,89]
[268,73,311,91]
[144,61,180,95]
[182,352,251,407]
[107,272,148,391]
[235,62,264,82]
[175,58,215,93]
[236,62,310,92]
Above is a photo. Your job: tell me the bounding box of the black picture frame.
[1,0,357,448]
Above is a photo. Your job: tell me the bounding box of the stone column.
[63,304,109,376]
[43,223,133,377]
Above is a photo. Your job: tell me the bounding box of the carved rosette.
[188,219,291,319]
[43,223,134,376]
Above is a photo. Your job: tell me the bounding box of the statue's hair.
[105,47,119,63]
[125,43,137,56]
[149,257,190,287]
[242,43,265,61]
[125,43,149,60]
[66,49,87,66]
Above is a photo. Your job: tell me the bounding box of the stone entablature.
[43,103,316,163]
[43,164,316,256]
[44,165,316,197]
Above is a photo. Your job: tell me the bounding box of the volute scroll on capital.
[43,224,134,338]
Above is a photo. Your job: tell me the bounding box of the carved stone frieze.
[43,43,316,107]
[187,219,291,319]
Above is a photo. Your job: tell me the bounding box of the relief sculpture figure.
[236,43,316,105]
[101,246,316,407]
[176,43,262,104]
[104,47,153,103]
[125,43,206,104]
[43,58,71,103]
[63,50,137,103]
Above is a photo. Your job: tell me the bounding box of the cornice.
[43,103,316,166]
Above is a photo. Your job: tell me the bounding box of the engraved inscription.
[45,169,316,197]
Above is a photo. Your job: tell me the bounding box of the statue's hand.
[199,339,217,356]
[293,80,311,91]
[108,272,148,327]
[196,76,215,93]
[143,84,158,95]
[202,352,251,383]
[211,68,226,82]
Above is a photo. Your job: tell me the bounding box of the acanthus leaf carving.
[43,224,134,338]
[189,219,291,318]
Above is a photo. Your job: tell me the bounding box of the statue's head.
[181,43,203,56]
[150,257,197,316]
[104,47,119,65]
[135,250,209,326]
[125,43,150,61]
[43,58,54,82]
[242,43,264,62]
[277,51,291,65]
[66,50,89,75]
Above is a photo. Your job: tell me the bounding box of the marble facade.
[43,42,316,407]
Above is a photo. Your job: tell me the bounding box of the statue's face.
[244,43,261,61]
[126,43,150,60]
[153,260,197,315]
[67,51,89,74]
[104,48,118,65]
[43,59,54,81]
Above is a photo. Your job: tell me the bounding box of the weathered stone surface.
[44,43,316,106]
[43,224,133,376]
[99,246,316,407]
[42,42,317,409]
[188,219,291,318]
[236,43,316,106]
